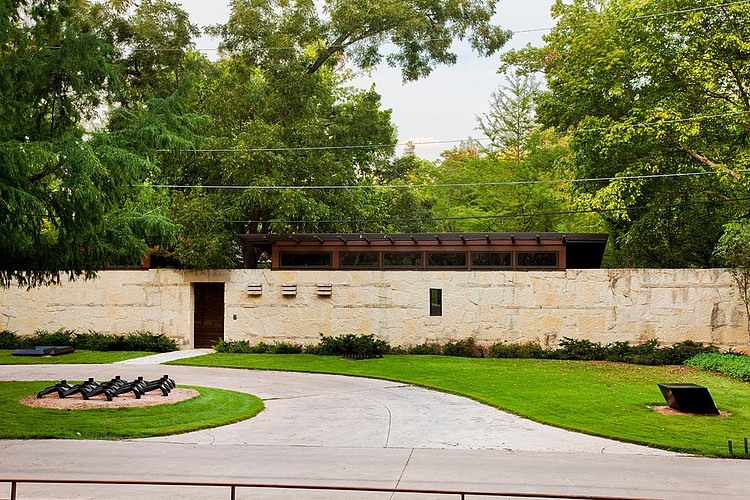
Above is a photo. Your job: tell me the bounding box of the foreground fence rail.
[1,478,652,500]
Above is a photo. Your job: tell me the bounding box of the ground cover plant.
[172,354,750,458]
[686,353,750,382]
[0,382,264,439]
[0,350,152,364]
[0,330,177,352]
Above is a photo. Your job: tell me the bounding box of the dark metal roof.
[237,232,608,245]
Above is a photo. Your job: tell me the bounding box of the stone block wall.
[1,268,747,351]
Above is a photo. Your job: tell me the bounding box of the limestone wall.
[1,268,747,350]
[0,269,228,348]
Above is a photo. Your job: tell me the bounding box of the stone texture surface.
[1,268,748,350]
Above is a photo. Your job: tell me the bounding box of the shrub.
[18,329,76,348]
[273,342,304,354]
[214,340,255,353]
[489,341,547,359]
[605,339,664,365]
[74,331,126,351]
[218,341,305,354]
[314,333,390,359]
[547,338,717,365]
[443,337,486,358]
[207,334,719,366]
[0,329,177,352]
[119,331,177,352]
[667,340,719,365]
[0,331,18,349]
[403,342,443,355]
[552,337,607,361]
[685,353,750,381]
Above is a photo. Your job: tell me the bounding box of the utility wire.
[155,109,750,154]
[155,138,464,153]
[146,169,750,192]
[182,196,750,226]
[572,110,750,133]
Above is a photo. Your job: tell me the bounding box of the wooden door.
[194,283,225,348]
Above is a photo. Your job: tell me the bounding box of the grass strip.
[0,350,156,364]
[0,382,264,439]
[172,353,750,457]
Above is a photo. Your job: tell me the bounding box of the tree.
[477,73,540,163]
[506,0,750,267]
[416,129,587,233]
[212,0,511,82]
[163,0,514,268]
[0,0,183,287]
[715,222,750,344]
[116,0,200,104]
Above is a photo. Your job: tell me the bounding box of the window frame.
[382,251,423,269]
[429,288,443,316]
[278,251,333,269]
[470,251,513,269]
[339,251,380,269]
[515,251,559,269]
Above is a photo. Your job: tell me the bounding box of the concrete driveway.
[1,355,749,499]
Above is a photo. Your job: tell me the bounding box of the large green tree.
[164,0,512,268]
[0,0,184,287]
[419,129,589,233]
[507,0,750,267]
[213,0,511,82]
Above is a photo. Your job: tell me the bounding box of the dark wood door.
[194,283,225,348]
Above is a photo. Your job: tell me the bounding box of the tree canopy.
[0,0,189,287]
[506,0,750,267]
[212,0,511,82]
[161,0,512,268]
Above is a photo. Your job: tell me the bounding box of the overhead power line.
[155,138,462,154]
[147,169,750,192]
[154,109,750,155]
[183,196,750,226]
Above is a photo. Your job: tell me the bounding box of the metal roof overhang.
[237,232,608,246]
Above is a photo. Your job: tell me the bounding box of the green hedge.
[545,338,718,365]
[214,334,718,365]
[0,330,177,352]
[685,353,750,381]
[213,340,304,354]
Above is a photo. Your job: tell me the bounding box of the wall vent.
[317,284,333,297]
[247,283,263,296]
[282,283,297,296]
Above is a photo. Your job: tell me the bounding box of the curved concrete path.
[0,360,668,454]
[2,355,750,499]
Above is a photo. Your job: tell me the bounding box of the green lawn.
[172,353,750,457]
[0,350,154,364]
[0,381,264,439]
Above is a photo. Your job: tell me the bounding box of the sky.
[178,0,556,160]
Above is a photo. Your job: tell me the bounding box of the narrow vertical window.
[429,288,442,316]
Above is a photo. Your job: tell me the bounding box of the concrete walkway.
[113,349,214,365]
[2,355,750,499]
